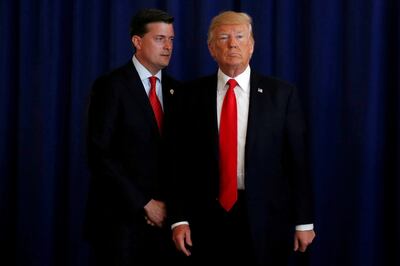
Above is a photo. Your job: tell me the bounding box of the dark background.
[1,0,399,265]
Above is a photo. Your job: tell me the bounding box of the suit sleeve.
[166,82,194,225]
[87,76,149,215]
[285,86,314,225]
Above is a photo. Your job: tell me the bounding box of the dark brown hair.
[129,8,174,37]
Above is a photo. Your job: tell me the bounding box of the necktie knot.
[227,79,238,91]
[149,76,157,90]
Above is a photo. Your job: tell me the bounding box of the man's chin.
[158,62,170,69]
[225,61,242,67]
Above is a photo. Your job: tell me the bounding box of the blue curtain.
[1,0,399,265]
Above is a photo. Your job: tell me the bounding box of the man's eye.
[218,36,228,41]
[155,37,164,42]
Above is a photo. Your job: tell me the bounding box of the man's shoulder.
[251,71,298,98]
[107,61,135,81]
[162,71,182,87]
[96,61,136,81]
[252,71,296,89]
[92,62,136,88]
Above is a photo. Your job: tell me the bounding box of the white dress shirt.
[132,55,164,109]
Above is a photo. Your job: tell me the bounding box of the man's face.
[208,23,254,75]
[132,22,174,74]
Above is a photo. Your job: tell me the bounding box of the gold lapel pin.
[169,89,174,95]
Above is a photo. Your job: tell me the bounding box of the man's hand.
[144,199,166,228]
[294,230,315,252]
[172,224,192,256]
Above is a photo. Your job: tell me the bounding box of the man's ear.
[208,42,216,60]
[250,41,254,55]
[132,35,141,50]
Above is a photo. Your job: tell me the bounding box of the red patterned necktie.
[219,79,238,211]
[149,76,163,132]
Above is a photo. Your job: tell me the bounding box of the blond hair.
[207,11,254,44]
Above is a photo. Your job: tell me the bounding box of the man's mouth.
[228,53,240,57]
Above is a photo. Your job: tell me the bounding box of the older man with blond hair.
[169,11,315,266]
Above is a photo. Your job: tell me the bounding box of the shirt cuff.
[296,224,314,231]
[171,221,189,230]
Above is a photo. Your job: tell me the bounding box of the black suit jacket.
[170,71,313,264]
[85,61,179,244]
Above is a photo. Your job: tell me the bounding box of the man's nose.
[228,36,238,48]
[164,39,173,50]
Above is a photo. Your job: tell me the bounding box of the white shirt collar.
[217,65,251,92]
[132,55,162,82]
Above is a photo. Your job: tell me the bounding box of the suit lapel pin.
[257,88,263,93]
[169,89,174,95]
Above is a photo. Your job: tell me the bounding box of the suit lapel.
[206,75,220,162]
[245,72,266,170]
[161,72,176,116]
[121,62,160,134]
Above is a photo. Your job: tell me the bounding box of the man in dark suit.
[85,9,180,266]
[169,11,315,266]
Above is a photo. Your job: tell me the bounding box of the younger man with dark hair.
[85,8,179,266]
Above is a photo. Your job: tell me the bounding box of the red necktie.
[219,79,238,211]
[149,76,163,132]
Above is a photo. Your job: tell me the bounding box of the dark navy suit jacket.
[169,71,313,265]
[85,61,180,262]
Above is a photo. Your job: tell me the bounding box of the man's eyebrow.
[217,31,244,35]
